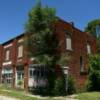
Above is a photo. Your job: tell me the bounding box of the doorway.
[16,66,24,88]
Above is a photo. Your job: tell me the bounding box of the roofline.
[58,17,95,38]
[2,33,25,45]
[1,18,96,45]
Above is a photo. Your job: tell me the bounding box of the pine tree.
[25,0,60,95]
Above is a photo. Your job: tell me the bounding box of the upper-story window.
[18,45,23,58]
[80,56,84,72]
[66,34,72,50]
[87,43,91,54]
[5,50,10,61]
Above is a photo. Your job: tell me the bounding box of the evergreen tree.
[25,0,64,95]
[25,0,58,64]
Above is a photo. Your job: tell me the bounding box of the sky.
[0,0,100,43]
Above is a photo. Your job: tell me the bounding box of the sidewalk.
[0,96,19,100]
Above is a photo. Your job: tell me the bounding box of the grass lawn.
[0,85,66,100]
[76,92,100,100]
[0,85,100,100]
[0,86,39,100]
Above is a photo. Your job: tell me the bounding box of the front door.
[16,67,24,88]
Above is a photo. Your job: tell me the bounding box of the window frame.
[65,33,72,50]
[5,49,10,61]
[80,56,84,72]
[87,43,91,54]
[17,44,23,58]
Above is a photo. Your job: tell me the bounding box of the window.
[66,34,72,50]
[87,43,91,54]
[18,45,23,58]
[80,56,84,72]
[29,65,48,79]
[17,72,24,80]
[2,68,13,85]
[5,50,10,61]
[29,68,35,78]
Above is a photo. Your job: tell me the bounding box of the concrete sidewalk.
[0,96,19,100]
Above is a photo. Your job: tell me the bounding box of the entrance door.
[16,67,24,88]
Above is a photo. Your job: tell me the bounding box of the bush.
[67,75,76,95]
[53,77,66,96]
[87,71,100,91]
[17,80,24,87]
[87,55,100,91]
[32,86,49,96]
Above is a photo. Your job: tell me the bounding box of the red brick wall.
[0,19,97,89]
[54,20,97,88]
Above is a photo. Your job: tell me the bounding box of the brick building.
[0,19,97,91]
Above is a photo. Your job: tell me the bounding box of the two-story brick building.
[0,19,97,91]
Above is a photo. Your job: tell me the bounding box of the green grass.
[2,85,100,100]
[0,86,39,100]
[0,85,65,100]
[76,92,100,100]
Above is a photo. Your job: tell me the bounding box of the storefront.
[28,64,49,88]
[2,67,13,86]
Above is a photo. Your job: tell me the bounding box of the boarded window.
[87,44,91,54]
[66,35,72,50]
[18,45,23,58]
[5,50,10,61]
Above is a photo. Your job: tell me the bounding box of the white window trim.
[18,39,24,43]
[2,61,12,66]
[4,43,12,48]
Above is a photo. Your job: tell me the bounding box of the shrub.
[32,86,49,96]
[87,71,100,91]
[17,80,24,87]
[53,77,66,96]
[67,75,76,95]
[87,55,100,91]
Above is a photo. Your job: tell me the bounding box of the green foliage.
[25,0,58,64]
[25,0,59,95]
[85,19,100,37]
[67,75,76,95]
[85,19,100,53]
[25,0,69,96]
[97,35,100,53]
[32,87,49,96]
[57,52,70,67]
[76,92,100,100]
[25,0,56,33]
[87,55,100,91]
[53,77,66,96]
[53,69,67,96]
[17,80,24,87]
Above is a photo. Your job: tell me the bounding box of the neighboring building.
[0,19,97,91]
